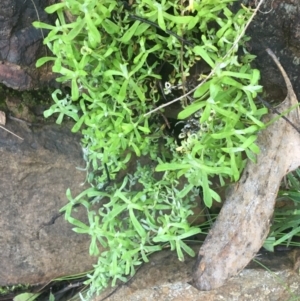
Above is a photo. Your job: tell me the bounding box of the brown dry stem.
[0,111,23,140]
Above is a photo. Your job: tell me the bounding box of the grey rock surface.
[244,0,300,102]
[0,120,97,285]
[95,246,300,301]
[0,0,56,90]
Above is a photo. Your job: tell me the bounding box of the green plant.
[13,292,41,301]
[34,0,267,296]
[0,284,29,296]
[264,168,300,252]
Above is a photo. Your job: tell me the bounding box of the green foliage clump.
[0,284,29,296]
[34,0,267,296]
[264,168,300,251]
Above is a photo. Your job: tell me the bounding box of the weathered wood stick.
[192,49,300,290]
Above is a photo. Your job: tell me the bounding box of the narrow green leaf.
[251,69,261,85]
[178,102,206,119]
[117,79,129,102]
[221,71,252,80]
[176,240,184,261]
[71,78,79,101]
[200,103,211,123]
[210,189,221,202]
[157,9,166,31]
[68,216,90,230]
[230,153,239,181]
[211,130,235,139]
[177,184,194,198]
[180,240,196,257]
[32,21,56,30]
[188,16,199,30]
[131,53,148,76]
[72,114,85,133]
[153,234,173,243]
[140,249,149,262]
[67,18,85,40]
[103,19,119,34]
[120,21,140,43]
[138,126,150,134]
[263,237,275,252]
[121,123,134,134]
[120,64,129,79]
[134,23,150,36]
[202,172,212,207]
[89,236,100,256]
[163,12,194,24]
[14,293,41,301]
[221,76,243,89]
[177,228,201,240]
[245,112,265,127]
[130,142,141,156]
[129,208,146,238]
[156,163,191,172]
[104,69,124,77]
[45,2,65,14]
[130,79,145,101]
[193,46,215,68]
[49,291,55,301]
[248,142,260,154]
[273,226,300,246]
[193,81,211,98]
[35,57,56,68]
[221,147,244,153]
[73,227,90,234]
[240,135,257,149]
[85,13,100,48]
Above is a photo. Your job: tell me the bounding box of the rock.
[95,245,300,301]
[0,0,56,90]
[244,0,300,102]
[0,119,97,285]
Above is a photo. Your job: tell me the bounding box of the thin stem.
[0,126,23,140]
[258,96,300,134]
